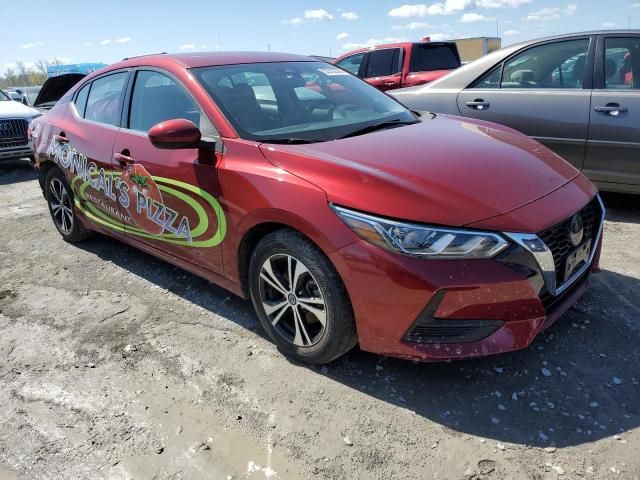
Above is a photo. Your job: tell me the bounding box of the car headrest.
[510,69,535,83]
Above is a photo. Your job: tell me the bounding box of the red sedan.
[31,52,604,364]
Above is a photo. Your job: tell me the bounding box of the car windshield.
[192,61,417,142]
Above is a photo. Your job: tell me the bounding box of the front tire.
[46,168,92,242]
[248,229,358,364]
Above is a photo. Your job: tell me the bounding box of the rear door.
[361,48,403,91]
[56,71,130,228]
[456,37,595,170]
[583,34,640,191]
[112,68,224,272]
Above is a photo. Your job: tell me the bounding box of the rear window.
[410,44,461,72]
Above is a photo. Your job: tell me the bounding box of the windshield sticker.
[318,67,350,76]
[46,138,227,247]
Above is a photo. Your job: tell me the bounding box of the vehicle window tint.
[129,70,200,132]
[410,44,460,72]
[365,49,401,78]
[501,39,590,89]
[74,83,90,116]
[472,65,502,88]
[335,53,365,76]
[604,37,640,90]
[84,72,128,126]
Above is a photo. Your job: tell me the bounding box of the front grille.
[537,198,602,289]
[0,118,29,148]
[540,267,590,314]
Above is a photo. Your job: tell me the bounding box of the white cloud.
[526,4,577,21]
[503,29,520,36]
[602,22,616,28]
[336,32,350,40]
[388,0,529,17]
[115,36,132,44]
[392,21,431,30]
[424,32,456,41]
[342,37,408,50]
[460,12,491,22]
[304,9,334,21]
[476,0,530,7]
[284,9,334,26]
[99,39,111,45]
[341,11,359,20]
[388,2,460,17]
[632,2,640,7]
[181,44,196,50]
[283,17,304,26]
[21,41,44,49]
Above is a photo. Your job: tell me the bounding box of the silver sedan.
[391,30,640,195]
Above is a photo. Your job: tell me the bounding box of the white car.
[0,89,42,161]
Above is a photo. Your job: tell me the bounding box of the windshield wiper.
[338,118,417,139]
[260,138,321,145]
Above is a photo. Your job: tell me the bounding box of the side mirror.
[148,118,202,150]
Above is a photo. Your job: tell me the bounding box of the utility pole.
[628,17,632,29]
[267,43,271,52]
[496,18,499,38]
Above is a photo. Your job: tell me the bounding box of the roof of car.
[113,51,319,70]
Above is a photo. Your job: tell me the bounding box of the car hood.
[259,115,580,228]
[0,100,41,119]
[33,73,85,110]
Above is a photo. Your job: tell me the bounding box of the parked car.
[333,40,461,91]
[5,89,29,105]
[32,73,86,111]
[391,30,640,194]
[0,89,42,161]
[32,52,603,364]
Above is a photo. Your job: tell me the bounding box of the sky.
[2,0,640,71]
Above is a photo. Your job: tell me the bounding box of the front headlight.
[331,205,509,259]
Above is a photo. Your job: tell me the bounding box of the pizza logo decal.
[47,138,227,247]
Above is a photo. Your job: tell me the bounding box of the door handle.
[55,134,69,143]
[466,99,490,110]
[114,152,134,167]
[594,103,628,116]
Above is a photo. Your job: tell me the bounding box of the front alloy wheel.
[259,254,327,347]
[249,229,358,364]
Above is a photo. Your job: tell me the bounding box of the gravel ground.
[0,158,639,480]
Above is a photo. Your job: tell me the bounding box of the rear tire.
[45,167,92,243]
[248,229,358,364]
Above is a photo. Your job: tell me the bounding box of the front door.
[584,34,640,191]
[456,37,594,170]
[112,69,225,272]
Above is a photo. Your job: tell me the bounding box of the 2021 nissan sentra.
[31,52,603,364]
[391,30,640,195]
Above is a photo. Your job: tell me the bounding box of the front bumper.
[329,194,604,361]
[0,145,33,160]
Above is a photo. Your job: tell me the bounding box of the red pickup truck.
[333,39,461,91]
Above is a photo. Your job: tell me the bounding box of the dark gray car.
[391,30,640,194]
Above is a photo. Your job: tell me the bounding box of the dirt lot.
[0,158,639,480]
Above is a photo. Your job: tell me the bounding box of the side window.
[499,39,590,89]
[365,49,401,78]
[604,37,639,90]
[336,53,365,76]
[472,66,502,89]
[129,70,200,132]
[84,72,128,126]
[74,83,90,117]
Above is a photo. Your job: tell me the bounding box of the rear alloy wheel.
[249,229,358,364]
[46,168,92,242]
